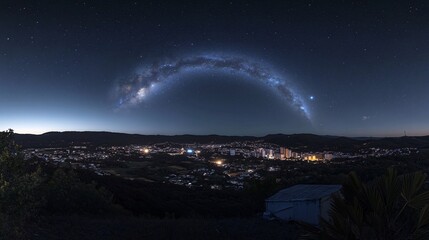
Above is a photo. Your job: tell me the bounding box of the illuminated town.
[23,142,417,190]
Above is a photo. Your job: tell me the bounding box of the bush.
[45,168,116,215]
[302,168,429,240]
[0,129,123,238]
[0,130,44,238]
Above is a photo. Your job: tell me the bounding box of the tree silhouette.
[0,129,44,238]
[301,169,429,239]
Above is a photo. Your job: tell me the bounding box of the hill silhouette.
[14,131,429,151]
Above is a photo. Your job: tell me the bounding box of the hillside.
[14,131,429,150]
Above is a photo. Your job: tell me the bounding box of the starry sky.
[0,0,428,136]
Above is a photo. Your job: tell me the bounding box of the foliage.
[45,168,116,215]
[0,129,45,238]
[0,129,121,238]
[301,168,429,240]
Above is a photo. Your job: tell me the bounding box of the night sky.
[1,1,428,136]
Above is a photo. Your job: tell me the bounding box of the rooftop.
[266,184,341,202]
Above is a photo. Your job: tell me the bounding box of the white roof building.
[264,184,341,225]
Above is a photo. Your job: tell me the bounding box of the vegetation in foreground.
[301,169,429,240]
[0,130,122,239]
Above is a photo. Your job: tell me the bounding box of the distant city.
[24,140,418,190]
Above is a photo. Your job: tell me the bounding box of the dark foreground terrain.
[31,217,300,240]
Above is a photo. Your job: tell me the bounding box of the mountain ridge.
[13,131,429,151]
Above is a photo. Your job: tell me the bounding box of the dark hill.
[263,134,360,151]
[14,131,429,150]
[14,131,258,148]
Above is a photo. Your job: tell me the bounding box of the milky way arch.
[115,54,310,120]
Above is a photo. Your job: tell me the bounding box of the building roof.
[266,184,341,202]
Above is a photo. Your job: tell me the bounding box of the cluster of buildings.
[125,141,338,162]
[22,141,418,190]
[224,146,334,161]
